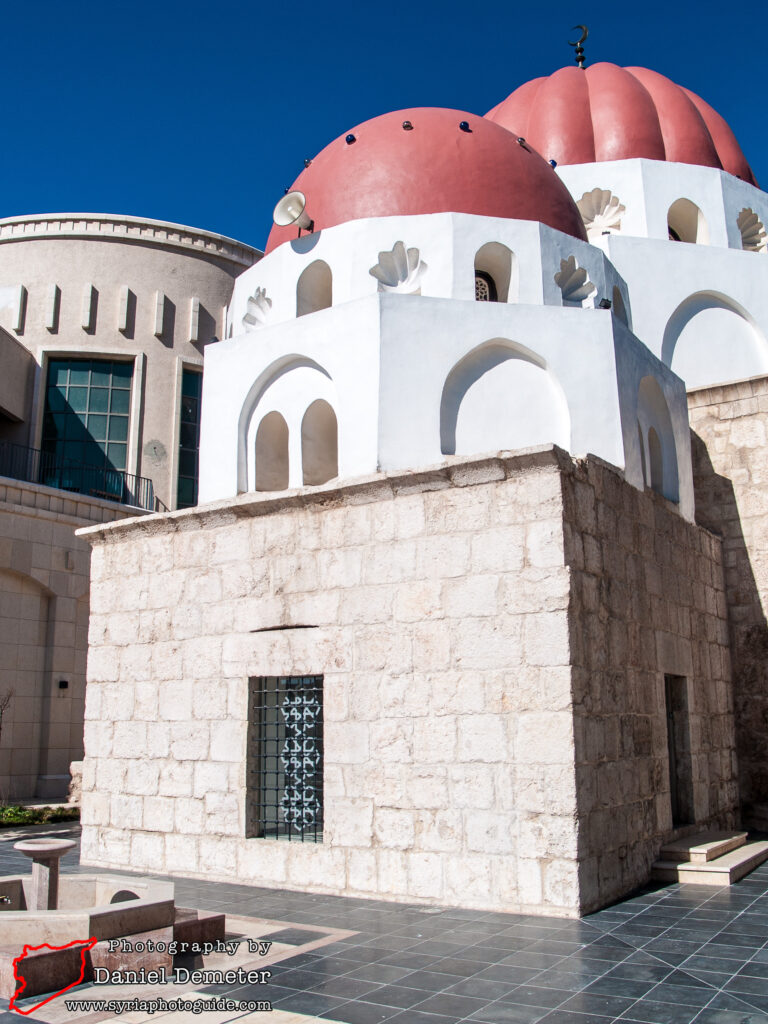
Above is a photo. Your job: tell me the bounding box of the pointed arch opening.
[296,260,332,317]
[254,412,289,491]
[301,399,338,486]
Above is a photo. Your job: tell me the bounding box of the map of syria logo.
[10,937,97,1015]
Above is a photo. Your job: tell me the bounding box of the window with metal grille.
[246,675,324,842]
[475,271,497,302]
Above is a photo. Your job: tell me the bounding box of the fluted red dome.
[265,107,587,253]
[486,64,757,187]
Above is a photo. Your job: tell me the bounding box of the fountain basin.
[0,874,174,946]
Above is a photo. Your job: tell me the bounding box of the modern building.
[46,60,768,915]
[0,214,259,799]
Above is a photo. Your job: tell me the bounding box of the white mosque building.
[21,57,768,915]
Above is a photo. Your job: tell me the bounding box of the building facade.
[21,61,768,913]
[0,214,259,799]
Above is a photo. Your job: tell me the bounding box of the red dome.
[485,64,757,187]
[265,107,587,253]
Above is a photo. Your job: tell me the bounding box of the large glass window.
[177,369,202,509]
[42,359,132,473]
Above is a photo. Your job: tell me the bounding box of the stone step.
[652,839,768,885]
[659,830,748,864]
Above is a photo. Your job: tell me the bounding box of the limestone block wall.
[564,458,737,911]
[688,375,768,818]
[78,448,735,915]
[0,476,143,800]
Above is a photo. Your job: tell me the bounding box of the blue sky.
[3,0,765,250]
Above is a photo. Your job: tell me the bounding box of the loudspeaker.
[273,190,313,230]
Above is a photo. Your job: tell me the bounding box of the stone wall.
[564,458,737,910]
[0,476,143,800]
[688,375,768,821]
[78,448,735,915]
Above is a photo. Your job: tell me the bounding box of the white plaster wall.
[202,291,693,518]
[601,235,768,389]
[558,158,768,252]
[228,213,629,334]
[199,299,382,504]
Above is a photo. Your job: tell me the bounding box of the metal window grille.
[247,676,323,842]
[474,271,498,302]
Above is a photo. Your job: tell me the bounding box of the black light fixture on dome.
[459,121,472,132]
[345,133,356,145]
[402,120,414,131]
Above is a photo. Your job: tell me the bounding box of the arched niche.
[440,340,570,456]
[296,260,332,317]
[254,412,289,491]
[667,198,709,245]
[237,355,334,493]
[637,376,678,502]
[474,242,517,303]
[661,291,768,388]
[612,285,629,326]
[301,399,338,486]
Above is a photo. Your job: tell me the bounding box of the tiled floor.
[2,825,768,1024]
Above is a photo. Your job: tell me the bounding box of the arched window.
[301,400,338,485]
[254,412,289,491]
[474,242,516,303]
[296,260,332,317]
[667,199,709,245]
[648,427,663,494]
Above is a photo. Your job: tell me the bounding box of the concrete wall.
[688,375,768,821]
[78,448,733,915]
[0,214,259,510]
[0,477,144,800]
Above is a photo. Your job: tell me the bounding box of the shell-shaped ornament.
[369,241,427,294]
[737,208,767,254]
[242,287,272,331]
[577,188,625,240]
[554,255,596,306]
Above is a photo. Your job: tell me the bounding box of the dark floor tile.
[313,975,383,1000]
[583,975,656,999]
[346,963,414,984]
[408,991,491,1017]
[393,969,467,992]
[503,952,567,970]
[473,965,543,985]
[386,1012,459,1024]
[378,952,440,970]
[558,991,637,1016]
[318,999,398,1022]
[272,988,349,1014]
[445,976,518,1000]
[500,984,574,1009]
[364,984,435,1009]
[535,1011,614,1024]
[616,999,706,1024]
[468,1004,551,1024]
[647,983,717,1007]
[725,976,768,997]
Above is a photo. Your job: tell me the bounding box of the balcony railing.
[0,442,155,512]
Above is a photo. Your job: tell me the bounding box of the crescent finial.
[568,24,589,67]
